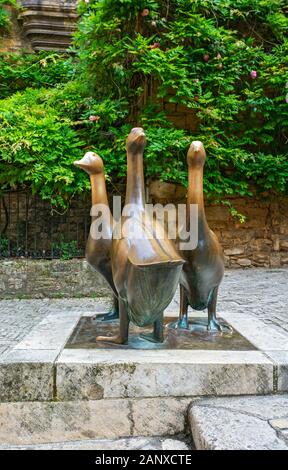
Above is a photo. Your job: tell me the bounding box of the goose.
[96,128,184,344]
[74,152,119,320]
[174,141,231,332]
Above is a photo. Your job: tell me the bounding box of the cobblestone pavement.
[0,268,287,356]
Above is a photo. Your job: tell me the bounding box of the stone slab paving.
[0,268,287,357]
[0,268,287,448]
[189,395,288,450]
[0,435,191,450]
[0,298,111,356]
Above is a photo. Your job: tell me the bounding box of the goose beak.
[135,132,146,145]
[74,152,93,170]
[74,159,88,171]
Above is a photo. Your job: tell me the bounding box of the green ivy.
[0,52,76,99]
[52,239,80,260]
[0,87,89,206]
[73,0,288,198]
[0,1,18,33]
[0,234,9,257]
[0,0,287,208]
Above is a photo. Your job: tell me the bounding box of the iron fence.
[0,192,90,259]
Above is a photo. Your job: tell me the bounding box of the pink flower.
[250,70,257,79]
[89,115,100,122]
[141,9,149,16]
[150,42,160,49]
[203,54,209,62]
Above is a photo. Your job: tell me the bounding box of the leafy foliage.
[73,0,288,197]
[52,238,80,260]
[0,234,9,257]
[0,87,89,206]
[0,52,76,99]
[0,1,18,32]
[0,0,287,208]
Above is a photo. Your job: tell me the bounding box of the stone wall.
[0,259,111,299]
[1,186,288,269]
[148,181,288,269]
[0,5,31,52]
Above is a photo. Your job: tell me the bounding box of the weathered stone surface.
[0,297,111,357]
[19,1,78,52]
[236,258,252,267]
[263,351,288,391]
[0,259,111,299]
[0,361,53,402]
[269,418,288,430]
[189,395,288,450]
[0,435,191,450]
[56,349,274,400]
[13,311,80,351]
[0,398,191,444]
[220,313,288,351]
[0,400,130,445]
[224,248,245,256]
[131,398,193,437]
[0,349,57,363]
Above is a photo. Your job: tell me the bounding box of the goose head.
[126,127,146,154]
[187,141,206,168]
[74,152,104,175]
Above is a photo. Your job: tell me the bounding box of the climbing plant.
[0,0,287,207]
[74,0,288,197]
[0,0,17,33]
[0,52,75,99]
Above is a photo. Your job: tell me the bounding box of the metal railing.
[0,192,90,259]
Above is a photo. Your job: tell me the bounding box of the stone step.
[0,308,287,445]
[0,397,191,445]
[1,308,285,403]
[189,395,288,450]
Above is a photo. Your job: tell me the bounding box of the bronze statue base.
[65,315,255,351]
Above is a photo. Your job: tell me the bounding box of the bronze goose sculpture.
[74,152,119,319]
[174,141,231,332]
[96,128,184,344]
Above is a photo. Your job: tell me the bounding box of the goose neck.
[125,151,145,208]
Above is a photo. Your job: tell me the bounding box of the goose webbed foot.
[140,331,164,344]
[96,297,119,322]
[96,299,128,344]
[96,334,127,345]
[140,317,164,343]
[97,308,119,322]
[207,316,233,334]
[168,314,189,330]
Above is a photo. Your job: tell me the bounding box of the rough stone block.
[0,361,53,402]
[263,351,288,392]
[56,349,274,400]
[224,247,245,256]
[189,395,288,450]
[0,397,193,445]
[131,397,192,436]
[236,258,252,267]
[0,400,131,445]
